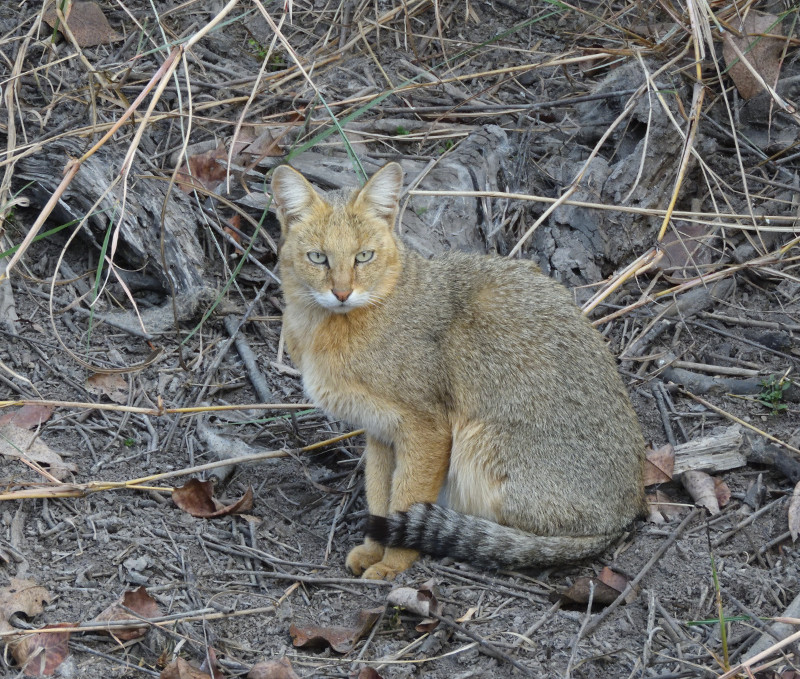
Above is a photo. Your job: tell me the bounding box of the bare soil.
[1,1,799,678]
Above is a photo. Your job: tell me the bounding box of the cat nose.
[332,288,352,302]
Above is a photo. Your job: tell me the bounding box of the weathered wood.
[673,425,746,475]
[15,138,207,326]
[744,591,800,660]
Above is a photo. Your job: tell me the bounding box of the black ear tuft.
[365,514,390,543]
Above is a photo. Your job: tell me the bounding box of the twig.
[429,610,536,677]
[566,581,595,678]
[581,508,700,637]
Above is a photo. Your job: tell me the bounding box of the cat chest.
[301,358,401,445]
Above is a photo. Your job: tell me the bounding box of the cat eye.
[355,250,374,264]
[307,251,328,265]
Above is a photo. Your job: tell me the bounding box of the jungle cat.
[271,162,647,581]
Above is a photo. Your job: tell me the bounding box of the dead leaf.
[9,624,74,677]
[723,12,784,99]
[172,479,254,518]
[557,577,621,607]
[455,607,478,623]
[42,1,122,47]
[289,607,383,653]
[0,422,78,480]
[175,144,228,194]
[0,580,64,675]
[239,128,284,160]
[656,222,717,277]
[198,647,223,679]
[248,657,300,679]
[356,669,385,679]
[0,405,53,429]
[386,579,443,632]
[86,373,128,404]
[160,657,212,679]
[0,579,51,636]
[713,477,732,508]
[682,470,720,515]
[92,587,162,640]
[557,568,635,607]
[598,566,636,604]
[646,489,684,523]
[386,579,441,618]
[644,443,674,486]
[789,480,800,542]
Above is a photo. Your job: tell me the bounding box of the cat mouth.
[312,290,366,313]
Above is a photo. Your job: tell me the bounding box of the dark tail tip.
[365,514,391,543]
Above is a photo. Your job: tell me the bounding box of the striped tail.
[365,503,616,570]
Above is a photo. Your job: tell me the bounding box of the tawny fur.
[271,162,647,580]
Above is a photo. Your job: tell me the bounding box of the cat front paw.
[360,547,419,580]
[346,541,385,576]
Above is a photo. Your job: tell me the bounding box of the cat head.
[271,162,405,314]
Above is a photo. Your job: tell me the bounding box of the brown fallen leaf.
[248,657,300,679]
[644,443,674,486]
[0,405,53,429]
[455,606,478,623]
[160,657,212,679]
[172,479,254,518]
[42,1,122,47]
[238,128,285,160]
[0,422,78,480]
[713,477,732,509]
[9,623,74,677]
[0,579,51,636]
[656,221,718,277]
[646,489,684,524]
[789,480,800,542]
[175,144,228,194]
[598,566,636,604]
[356,669,385,679]
[557,577,621,607]
[198,647,223,679]
[86,373,129,405]
[386,579,442,632]
[289,607,383,653]
[682,470,720,515]
[92,587,162,640]
[0,580,64,676]
[723,12,784,99]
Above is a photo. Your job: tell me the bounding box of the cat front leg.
[361,422,451,580]
[346,434,394,575]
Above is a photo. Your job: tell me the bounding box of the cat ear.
[352,162,404,225]
[271,165,323,234]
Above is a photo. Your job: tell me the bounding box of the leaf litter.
[1,0,800,677]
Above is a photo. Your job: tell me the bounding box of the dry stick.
[0,605,281,640]
[581,508,700,638]
[710,497,785,548]
[505,44,691,260]
[718,625,800,679]
[407,190,800,228]
[680,390,800,458]
[0,399,312,415]
[0,429,364,501]
[654,81,705,242]
[0,0,241,284]
[0,48,178,283]
[427,610,536,678]
[566,582,595,679]
[0,9,41,204]
[591,235,800,326]
[512,600,561,650]
[506,84,646,259]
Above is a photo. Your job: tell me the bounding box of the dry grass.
[1,0,799,677]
